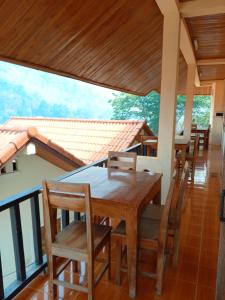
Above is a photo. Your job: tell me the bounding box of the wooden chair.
[176,135,199,171]
[141,161,189,267]
[113,177,176,295]
[186,134,199,171]
[42,181,111,300]
[107,151,137,171]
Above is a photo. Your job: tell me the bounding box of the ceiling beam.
[180,19,200,86]
[180,0,225,18]
[197,58,225,66]
[155,0,200,86]
[155,0,179,15]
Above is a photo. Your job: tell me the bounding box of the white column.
[211,80,225,145]
[183,64,196,139]
[158,12,180,202]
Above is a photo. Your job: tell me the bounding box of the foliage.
[192,95,211,127]
[109,91,160,134]
[109,91,211,134]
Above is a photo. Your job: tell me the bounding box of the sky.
[0,61,117,120]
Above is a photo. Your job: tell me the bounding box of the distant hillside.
[0,81,112,125]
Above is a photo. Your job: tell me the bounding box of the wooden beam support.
[180,19,200,87]
[157,11,180,202]
[180,0,225,18]
[183,64,196,139]
[197,58,225,66]
[156,1,200,87]
[155,0,179,15]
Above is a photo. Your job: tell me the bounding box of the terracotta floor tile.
[198,267,217,289]
[196,285,215,300]
[199,250,218,269]
[180,246,200,265]
[178,261,198,283]
[183,234,201,249]
[172,280,196,300]
[201,237,219,252]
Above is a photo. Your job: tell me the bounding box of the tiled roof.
[1,117,151,167]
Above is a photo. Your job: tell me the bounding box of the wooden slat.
[186,14,225,82]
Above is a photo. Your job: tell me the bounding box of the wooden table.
[61,166,162,298]
[174,138,190,167]
[143,138,190,164]
[191,128,209,150]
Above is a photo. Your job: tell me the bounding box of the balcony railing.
[0,143,142,300]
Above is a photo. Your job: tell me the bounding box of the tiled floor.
[15,146,220,300]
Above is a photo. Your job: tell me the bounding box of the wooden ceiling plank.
[180,0,225,18]
[197,58,225,66]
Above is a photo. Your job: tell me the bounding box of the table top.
[61,166,162,208]
[143,138,190,146]
[174,138,190,145]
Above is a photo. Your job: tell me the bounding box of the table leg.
[181,145,186,168]
[153,184,161,205]
[126,210,138,298]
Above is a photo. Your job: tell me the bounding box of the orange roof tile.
[1,117,152,167]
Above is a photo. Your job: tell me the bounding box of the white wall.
[211,81,225,145]
[0,151,66,287]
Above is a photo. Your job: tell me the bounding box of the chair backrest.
[42,181,93,253]
[172,161,189,229]
[159,177,176,246]
[107,151,137,171]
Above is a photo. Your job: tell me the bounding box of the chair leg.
[156,250,165,296]
[87,259,94,300]
[173,230,180,268]
[49,255,57,298]
[114,239,122,285]
[106,238,111,280]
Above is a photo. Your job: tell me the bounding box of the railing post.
[30,194,43,265]
[10,204,26,281]
[0,252,4,300]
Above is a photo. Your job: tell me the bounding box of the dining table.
[61,166,162,298]
[143,137,190,165]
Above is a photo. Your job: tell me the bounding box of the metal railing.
[0,143,142,299]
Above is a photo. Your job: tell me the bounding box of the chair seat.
[113,218,160,241]
[52,221,111,260]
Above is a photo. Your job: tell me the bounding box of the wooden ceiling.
[0,0,165,96]
[0,0,219,95]
[186,13,225,82]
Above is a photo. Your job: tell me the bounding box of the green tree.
[109,92,211,134]
[109,91,160,134]
[192,95,211,127]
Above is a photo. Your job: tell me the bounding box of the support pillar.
[158,11,180,203]
[183,64,196,139]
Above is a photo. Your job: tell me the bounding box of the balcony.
[0,143,220,300]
